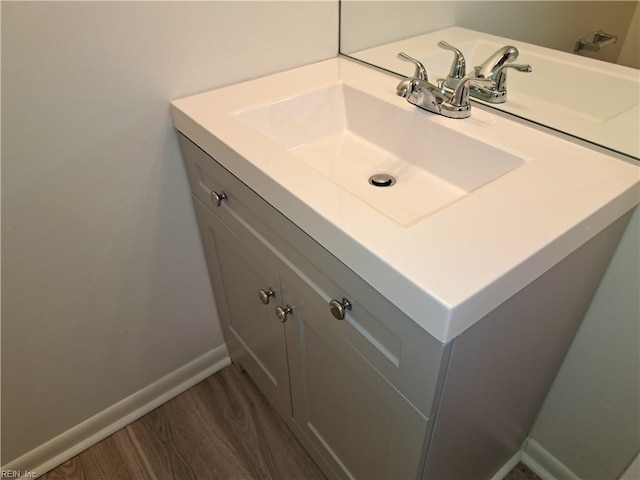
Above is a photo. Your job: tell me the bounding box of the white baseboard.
[490,449,523,480]
[2,345,230,478]
[522,438,579,480]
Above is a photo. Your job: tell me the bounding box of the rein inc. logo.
[1,471,37,478]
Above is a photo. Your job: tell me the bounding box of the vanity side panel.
[422,211,633,480]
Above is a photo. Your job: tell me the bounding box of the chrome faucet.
[437,41,466,89]
[469,46,532,103]
[396,52,492,119]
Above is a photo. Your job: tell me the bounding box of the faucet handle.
[449,76,494,108]
[439,75,494,119]
[437,41,466,87]
[397,52,428,81]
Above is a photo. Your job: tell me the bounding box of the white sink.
[351,27,640,158]
[171,57,638,343]
[235,83,523,226]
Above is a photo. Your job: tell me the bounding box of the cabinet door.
[193,198,291,418]
[282,270,431,480]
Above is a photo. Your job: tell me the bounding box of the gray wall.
[1,0,337,468]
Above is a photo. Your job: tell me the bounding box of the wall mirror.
[340,1,639,159]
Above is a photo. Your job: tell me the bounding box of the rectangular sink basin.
[235,83,524,226]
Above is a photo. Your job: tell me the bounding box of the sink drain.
[368,173,396,187]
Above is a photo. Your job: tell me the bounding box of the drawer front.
[180,132,237,216]
[179,133,449,417]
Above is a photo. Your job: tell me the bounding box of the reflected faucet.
[437,44,532,104]
[396,52,492,119]
[470,46,532,103]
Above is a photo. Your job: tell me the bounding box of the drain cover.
[369,173,396,187]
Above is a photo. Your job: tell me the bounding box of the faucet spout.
[405,78,446,113]
[475,46,519,80]
[470,46,532,103]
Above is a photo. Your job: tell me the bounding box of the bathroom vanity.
[171,57,638,479]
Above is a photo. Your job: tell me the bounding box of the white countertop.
[171,57,639,343]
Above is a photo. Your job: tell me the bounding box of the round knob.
[275,305,293,323]
[329,297,352,321]
[211,190,228,207]
[258,287,275,305]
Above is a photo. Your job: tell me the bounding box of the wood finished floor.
[41,366,540,480]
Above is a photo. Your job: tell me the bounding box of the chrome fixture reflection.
[437,43,532,104]
[396,51,492,119]
[575,30,617,52]
[469,45,532,103]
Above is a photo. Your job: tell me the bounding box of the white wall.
[1,0,337,469]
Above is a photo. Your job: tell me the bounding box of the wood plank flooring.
[40,366,540,480]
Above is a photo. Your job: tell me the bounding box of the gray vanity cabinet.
[178,131,631,480]
[180,133,444,480]
[195,197,430,479]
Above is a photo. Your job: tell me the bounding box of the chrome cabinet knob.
[211,190,228,207]
[258,287,275,305]
[275,305,293,323]
[329,297,352,321]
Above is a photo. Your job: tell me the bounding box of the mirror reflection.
[340,1,640,159]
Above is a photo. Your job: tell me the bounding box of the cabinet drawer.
[179,133,450,417]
